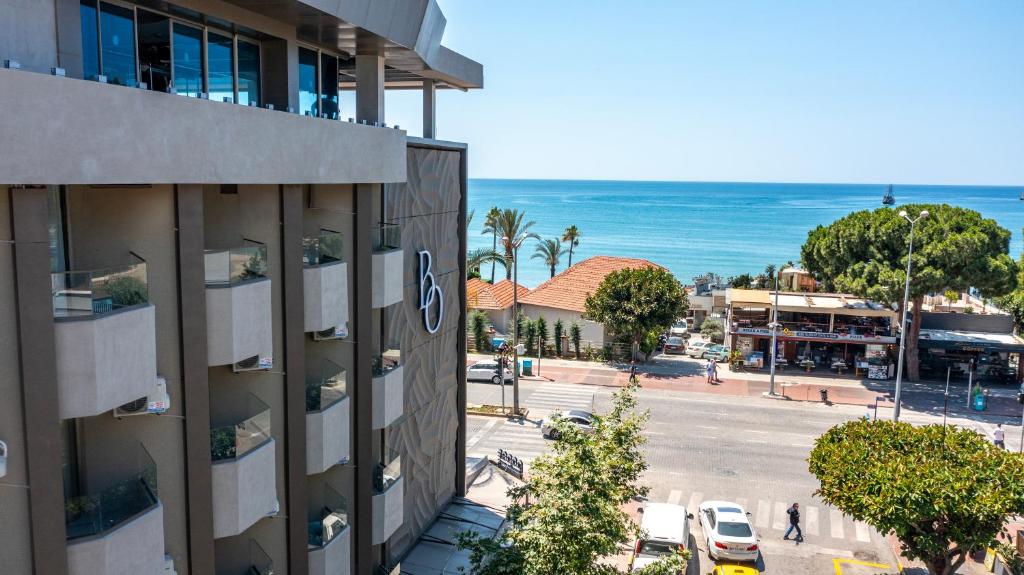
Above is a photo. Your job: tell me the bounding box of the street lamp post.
[768,269,782,397]
[892,209,928,422]
[504,233,528,415]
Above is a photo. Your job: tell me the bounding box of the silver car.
[541,410,594,439]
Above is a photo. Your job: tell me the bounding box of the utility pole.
[767,269,782,397]
[892,209,928,422]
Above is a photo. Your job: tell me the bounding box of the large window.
[172,23,203,97]
[80,1,99,80]
[207,31,234,103]
[237,39,260,106]
[137,9,170,92]
[80,1,137,85]
[298,46,341,118]
[319,52,338,119]
[298,47,318,117]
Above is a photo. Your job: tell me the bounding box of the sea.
[466,179,1024,289]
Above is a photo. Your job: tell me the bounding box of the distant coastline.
[467,179,1024,289]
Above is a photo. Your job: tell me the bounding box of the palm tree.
[467,248,503,280]
[532,238,564,278]
[562,225,580,267]
[764,263,777,290]
[485,209,539,280]
[482,206,501,282]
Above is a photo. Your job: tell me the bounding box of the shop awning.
[919,329,1024,353]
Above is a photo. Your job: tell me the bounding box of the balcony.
[205,243,273,368]
[372,450,404,544]
[308,485,350,575]
[371,346,403,430]
[371,223,403,309]
[210,394,278,538]
[65,445,164,575]
[306,360,350,474]
[52,256,159,419]
[304,231,349,336]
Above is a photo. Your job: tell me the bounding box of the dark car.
[663,336,686,354]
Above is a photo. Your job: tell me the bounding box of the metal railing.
[204,241,267,286]
[308,484,348,548]
[52,255,148,318]
[306,360,347,413]
[65,443,158,540]
[210,394,272,462]
[374,449,402,494]
[303,230,344,267]
[373,222,401,252]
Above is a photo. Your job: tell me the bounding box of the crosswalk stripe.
[855,521,871,542]
[466,419,498,449]
[805,506,819,536]
[531,389,594,396]
[755,500,771,528]
[830,509,845,539]
[667,490,682,505]
[686,492,703,514]
[772,502,786,530]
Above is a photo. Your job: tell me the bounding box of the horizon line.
[465,177,1024,189]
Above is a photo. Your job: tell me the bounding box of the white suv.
[685,341,711,358]
[467,361,513,384]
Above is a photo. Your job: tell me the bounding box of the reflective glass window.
[99,2,136,86]
[319,53,338,119]
[80,0,99,80]
[298,47,318,117]
[172,22,203,97]
[137,9,170,92]
[237,39,261,106]
[207,31,234,103]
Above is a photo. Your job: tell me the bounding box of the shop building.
[918,312,1023,384]
[726,289,898,378]
[0,1,481,574]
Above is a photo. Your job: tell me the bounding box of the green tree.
[470,310,490,352]
[457,384,689,575]
[570,322,582,359]
[638,329,660,362]
[483,206,502,283]
[764,263,777,289]
[484,208,540,280]
[536,316,549,358]
[809,419,1024,575]
[554,319,565,357]
[467,248,503,282]
[532,237,564,279]
[699,318,723,343]
[728,273,754,289]
[524,319,538,356]
[563,225,581,268]
[995,254,1024,330]
[584,267,687,358]
[801,204,1017,380]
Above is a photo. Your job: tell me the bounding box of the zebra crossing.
[678,491,877,544]
[520,382,596,413]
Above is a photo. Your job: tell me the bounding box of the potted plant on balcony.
[105,275,148,308]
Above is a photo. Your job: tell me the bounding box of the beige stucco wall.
[519,304,607,350]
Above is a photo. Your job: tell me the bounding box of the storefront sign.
[418,250,444,334]
[734,326,897,344]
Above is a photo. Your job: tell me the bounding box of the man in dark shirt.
[783,502,803,541]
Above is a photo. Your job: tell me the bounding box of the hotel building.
[0,1,480,574]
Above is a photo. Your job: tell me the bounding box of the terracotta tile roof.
[519,256,661,313]
[467,278,529,310]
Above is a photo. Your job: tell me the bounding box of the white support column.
[356,39,385,125]
[422,79,436,139]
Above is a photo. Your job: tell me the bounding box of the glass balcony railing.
[373,222,401,252]
[303,230,344,267]
[250,539,274,575]
[306,360,347,413]
[52,255,148,318]
[372,346,401,378]
[210,394,272,462]
[204,242,267,286]
[65,444,158,540]
[373,449,402,494]
[308,484,348,548]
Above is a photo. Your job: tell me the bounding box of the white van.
[630,502,692,572]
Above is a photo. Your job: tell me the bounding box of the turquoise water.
[467,179,1024,288]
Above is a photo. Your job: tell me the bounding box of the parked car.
[704,344,729,362]
[630,503,692,573]
[669,320,689,338]
[541,410,594,439]
[712,566,760,575]
[698,501,759,562]
[686,341,712,358]
[467,361,513,384]
[663,336,686,354]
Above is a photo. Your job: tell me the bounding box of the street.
[466,355,1019,574]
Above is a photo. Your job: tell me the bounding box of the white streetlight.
[768,268,783,397]
[503,233,529,415]
[892,209,928,422]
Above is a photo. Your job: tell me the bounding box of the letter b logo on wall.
[418,250,444,334]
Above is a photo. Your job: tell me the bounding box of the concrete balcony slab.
[372,249,404,309]
[67,502,164,575]
[304,261,349,333]
[306,396,350,475]
[308,526,350,575]
[372,477,404,545]
[211,438,278,539]
[371,366,404,429]
[206,278,273,367]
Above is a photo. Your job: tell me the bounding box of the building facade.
[0,1,480,574]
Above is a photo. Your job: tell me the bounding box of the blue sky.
[384,1,1024,185]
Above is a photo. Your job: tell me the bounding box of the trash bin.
[522,359,533,377]
[973,390,987,411]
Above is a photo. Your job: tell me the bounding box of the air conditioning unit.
[114,377,170,418]
[232,355,272,373]
[312,323,348,341]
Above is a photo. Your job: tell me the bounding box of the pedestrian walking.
[705,359,714,383]
[629,359,638,384]
[711,358,719,383]
[783,503,803,542]
[994,424,1006,449]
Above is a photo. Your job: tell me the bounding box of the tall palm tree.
[562,225,580,267]
[764,263,777,289]
[484,209,539,280]
[467,248,503,280]
[482,206,501,283]
[532,237,564,278]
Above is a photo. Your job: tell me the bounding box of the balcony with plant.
[303,230,349,335]
[371,222,404,309]
[371,339,403,430]
[204,242,273,367]
[306,359,350,474]
[210,394,277,538]
[308,484,350,575]
[371,448,404,544]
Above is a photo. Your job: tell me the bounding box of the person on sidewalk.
[629,359,638,384]
[783,503,803,542]
[711,358,720,383]
[994,424,1006,449]
[706,359,715,384]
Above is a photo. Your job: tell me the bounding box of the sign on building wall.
[418,250,444,333]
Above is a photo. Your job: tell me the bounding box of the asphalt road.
[465,376,1006,574]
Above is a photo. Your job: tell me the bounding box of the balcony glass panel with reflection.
[303,231,344,267]
[64,444,158,540]
[373,449,401,494]
[207,30,234,103]
[298,47,318,117]
[203,243,267,286]
[52,256,149,318]
[373,222,401,253]
[237,39,261,106]
[137,9,170,92]
[306,360,347,413]
[209,394,272,462]
[308,484,348,548]
[172,22,203,97]
[99,1,136,86]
